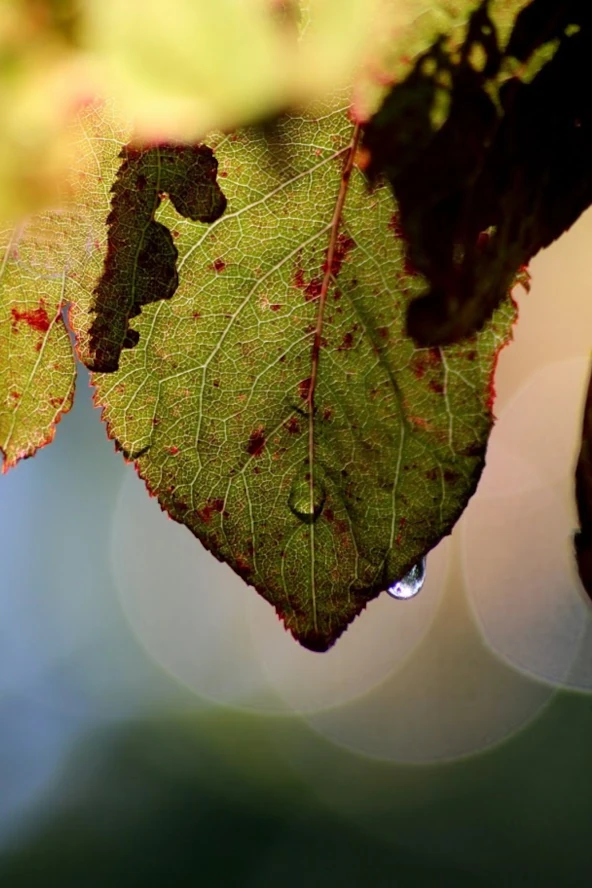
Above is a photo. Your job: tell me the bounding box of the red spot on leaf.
[429,379,444,394]
[197,497,225,523]
[403,254,420,277]
[305,278,322,301]
[284,416,300,435]
[388,212,404,238]
[294,266,322,301]
[168,445,180,455]
[298,377,312,400]
[11,303,51,334]
[323,406,333,421]
[294,267,306,289]
[324,233,356,277]
[247,426,266,457]
[411,354,428,379]
[211,258,226,272]
[270,303,282,311]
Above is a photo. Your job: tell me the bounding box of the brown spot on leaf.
[337,331,354,351]
[411,353,428,379]
[234,554,252,579]
[247,425,266,457]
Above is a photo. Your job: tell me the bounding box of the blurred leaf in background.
[1,1,534,222]
[0,0,385,221]
[0,0,92,220]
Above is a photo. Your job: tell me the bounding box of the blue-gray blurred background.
[2,211,592,886]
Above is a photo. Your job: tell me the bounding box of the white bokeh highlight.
[462,357,592,691]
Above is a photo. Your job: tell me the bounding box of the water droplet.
[387,558,426,600]
[288,473,325,524]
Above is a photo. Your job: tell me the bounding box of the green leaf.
[0,214,76,468]
[362,0,592,346]
[80,98,515,650]
[0,102,130,469]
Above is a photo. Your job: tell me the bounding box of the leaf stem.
[306,121,361,630]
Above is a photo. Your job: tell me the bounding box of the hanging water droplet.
[387,558,426,600]
[288,472,325,524]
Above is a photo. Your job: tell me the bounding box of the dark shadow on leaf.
[363,0,592,345]
[86,144,227,373]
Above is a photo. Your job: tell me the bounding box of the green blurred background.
[2,210,592,886]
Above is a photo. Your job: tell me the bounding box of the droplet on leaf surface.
[288,470,325,525]
[387,558,426,600]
